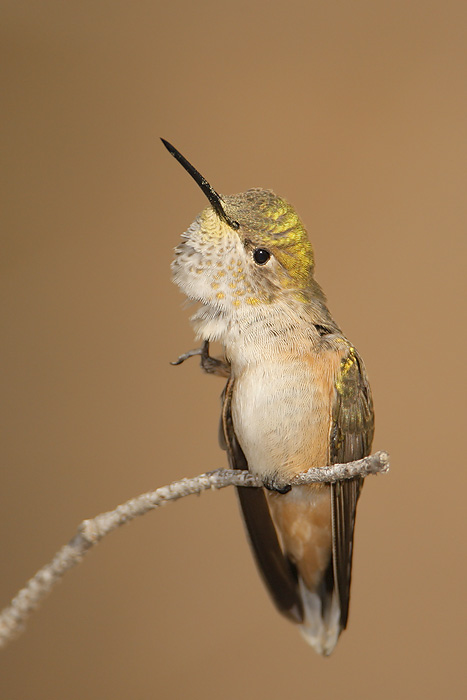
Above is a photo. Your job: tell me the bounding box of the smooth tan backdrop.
[2,2,466,699]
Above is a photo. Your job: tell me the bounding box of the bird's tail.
[298,575,341,656]
[266,484,346,656]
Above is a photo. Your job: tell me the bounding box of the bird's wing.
[330,346,375,628]
[219,377,304,624]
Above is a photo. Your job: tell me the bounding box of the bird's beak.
[161,138,239,230]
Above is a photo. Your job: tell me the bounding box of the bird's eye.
[253,248,271,265]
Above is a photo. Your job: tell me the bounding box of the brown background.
[1,1,466,698]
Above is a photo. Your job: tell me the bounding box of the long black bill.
[161,138,239,230]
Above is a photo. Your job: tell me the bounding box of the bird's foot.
[263,477,292,495]
[171,341,230,377]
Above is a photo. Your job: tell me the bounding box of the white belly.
[231,356,335,482]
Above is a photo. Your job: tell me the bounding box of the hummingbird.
[162,139,374,655]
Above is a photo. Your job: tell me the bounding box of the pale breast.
[231,351,342,482]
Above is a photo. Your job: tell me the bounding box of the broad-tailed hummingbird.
[163,139,374,655]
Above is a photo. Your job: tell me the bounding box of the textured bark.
[0,450,389,649]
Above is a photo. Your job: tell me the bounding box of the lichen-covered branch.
[0,450,389,650]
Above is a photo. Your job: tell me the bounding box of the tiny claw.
[263,478,292,495]
[170,341,230,377]
[170,348,203,366]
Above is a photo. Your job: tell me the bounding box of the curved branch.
[0,450,389,650]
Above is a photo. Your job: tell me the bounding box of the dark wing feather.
[220,378,304,624]
[330,347,374,629]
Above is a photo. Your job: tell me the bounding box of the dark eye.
[253,248,271,265]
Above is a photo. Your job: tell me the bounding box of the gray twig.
[0,450,389,650]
